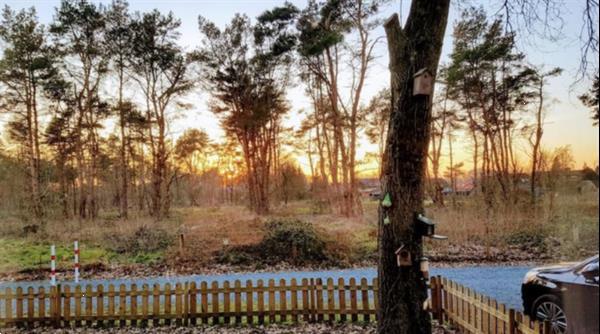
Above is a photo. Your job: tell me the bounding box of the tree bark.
[378,2,450,333]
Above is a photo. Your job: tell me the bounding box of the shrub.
[259,219,328,265]
[105,226,173,255]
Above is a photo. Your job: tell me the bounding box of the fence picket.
[152,284,160,326]
[96,285,104,327]
[268,279,276,324]
[234,280,242,324]
[279,279,287,323]
[301,278,309,322]
[165,283,172,326]
[16,287,23,327]
[108,284,115,326]
[291,278,299,323]
[26,287,34,327]
[141,284,149,327]
[338,278,346,322]
[200,281,208,324]
[175,283,183,326]
[189,282,197,325]
[349,278,357,322]
[360,278,369,323]
[5,288,13,327]
[245,280,253,325]
[315,278,324,322]
[37,287,46,326]
[130,284,138,327]
[257,279,265,324]
[211,281,219,325]
[118,284,127,327]
[222,281,230,325]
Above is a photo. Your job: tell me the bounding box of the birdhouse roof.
[414,68,432,77]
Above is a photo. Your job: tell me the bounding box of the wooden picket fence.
[0,277,377,328]
[430,276,550,334]
[0,275,548,333]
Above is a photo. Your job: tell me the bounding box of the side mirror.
[581,262,599,283]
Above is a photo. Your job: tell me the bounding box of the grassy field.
[0,188,598,276]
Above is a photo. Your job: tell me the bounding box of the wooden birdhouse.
[395,245,412,267]
[413,68,433,96]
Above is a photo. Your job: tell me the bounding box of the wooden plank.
[222,281,230,325]
[184,282,189,326]
[5,288,13,326]
[338,278,346,323]
[360,278,369,323]
[16,287,23,327]
[96,285,104,327]
[257,279,265,324]
[141,284,149,327]
[152,284,160,327]
[349,278,358,322]
[279,279,287,323]
[165,283,172,326]
[38,287,46,326]
[74,285,82,327]
[108,284,115,326]
[234,280,242,324]
[508,309,516,334]
[118,284,127,327]
[175,283,183,326]
[315,278,324,322]
[245,280,253,325]
[268,279,276,324]
[309,278,316,323]
[85,285,93,326]
[291,278,299,323]
[27,287,34,327]
[301,278,309,322]
[211,281,219,325]
[189,282,197,325]
[200,281,208,325]
[326,278,335,323]
[130,284,138,327]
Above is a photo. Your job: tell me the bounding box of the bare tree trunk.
[378,2,450,333]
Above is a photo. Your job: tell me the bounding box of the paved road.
[0,265,532,310]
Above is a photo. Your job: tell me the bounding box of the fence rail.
[1,275,548,333]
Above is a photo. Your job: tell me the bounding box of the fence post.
[430,276,439,321]
[542,320,551,334]
[507,309,515,334]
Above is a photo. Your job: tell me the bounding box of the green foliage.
[259,219,327,264]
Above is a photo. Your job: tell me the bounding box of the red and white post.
[74,240,80,283]
[50,245,56,286]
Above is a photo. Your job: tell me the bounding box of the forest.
[0,0,598,278]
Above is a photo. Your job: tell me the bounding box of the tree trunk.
[378,2,450,333]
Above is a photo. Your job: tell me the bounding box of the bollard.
[74,240,80,283]
[50,245,56,286]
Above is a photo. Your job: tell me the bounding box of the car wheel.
[533,295,568,334]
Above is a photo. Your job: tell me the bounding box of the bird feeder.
[416,214,448,240]
[413,68,433,96]
[381,193,392,208]
[395,245,412,267]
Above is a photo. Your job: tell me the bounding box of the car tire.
[532,294,569,334]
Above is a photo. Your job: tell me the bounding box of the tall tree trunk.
[378,2,450,333]
[118,66,129,218]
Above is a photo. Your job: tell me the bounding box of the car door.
[569,259,599,333]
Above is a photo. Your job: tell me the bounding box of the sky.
[1,0,598,175]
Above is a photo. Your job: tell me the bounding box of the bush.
[105,226,173,255]
[259,219,328,265]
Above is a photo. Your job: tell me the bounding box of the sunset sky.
[1,0,598,176]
